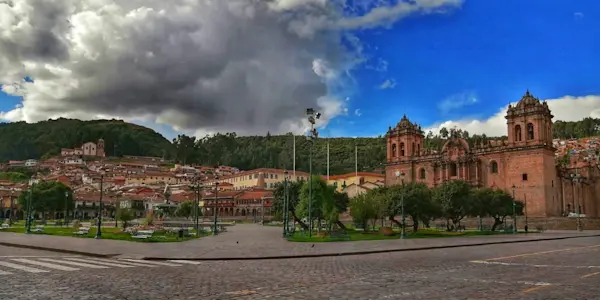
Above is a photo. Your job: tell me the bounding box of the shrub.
[72,220,81,230]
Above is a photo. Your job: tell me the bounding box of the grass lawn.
[1,226,204,243]
[287,228,521,242]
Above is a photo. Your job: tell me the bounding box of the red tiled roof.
[235,190,273,200]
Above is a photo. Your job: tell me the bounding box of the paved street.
[0,236,598,299]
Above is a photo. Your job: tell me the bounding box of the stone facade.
[385,91,568,217]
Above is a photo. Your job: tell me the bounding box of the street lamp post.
[212,177,219,236]
[524,193,528,233]
[115,191,121,228]
[395,170,406,239]
[570,173,584,231]
[64,191,69,227]
[195,178,201,233]
[283,170,289,238]
[511,184,517,233]
[25,176,35,234]
[306,108,321,238]
[95,172,104,239]
[8,190,14,226]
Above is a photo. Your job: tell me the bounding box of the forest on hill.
[1,117,598,174]
[0,119,174,161]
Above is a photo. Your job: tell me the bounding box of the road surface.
[0,237,598,299]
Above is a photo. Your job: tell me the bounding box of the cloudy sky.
[0,0,599,139]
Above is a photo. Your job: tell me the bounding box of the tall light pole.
[511,184,517,233]
[95,171,104,239]
[25,176,36,234]
[395,170,406,239]
[8,190,14,226]
[524,193,528,233]
[194,177,201,233]
[212,176,219,235]
[306,108,321,238]
[570,173,584,231]
[64,191,69,227]
[283,170,289,237]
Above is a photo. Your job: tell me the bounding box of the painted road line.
[119,259,182,267]
[522,284,552,294]
[0,261,49,273]
[38,258,109,269]
[11,258,79,271]
[483,244,600,261]
[65,257,151,268]
[581,271,600,279]
[470,260,600,269]
[167,260,203,265]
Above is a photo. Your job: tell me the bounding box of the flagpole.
[327,141,330,181]
[355,141,358,195]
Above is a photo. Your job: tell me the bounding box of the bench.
[131,230,154,239]
[31,225,44,233]
[73,227,90,235]
[0,223,9,230]
[330,230,350,240]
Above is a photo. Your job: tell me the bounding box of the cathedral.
[384,91,564,217]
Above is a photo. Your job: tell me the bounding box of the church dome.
[516,90,541,108]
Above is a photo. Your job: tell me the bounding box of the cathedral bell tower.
[386,115,425,163]
[506,90,554,148]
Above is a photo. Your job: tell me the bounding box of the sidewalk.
[1,225,599,260]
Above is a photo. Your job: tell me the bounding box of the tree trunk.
[491,217,503,231]
[335,220,347,230]
[291,212,308,230]
[388,216,402,228]
[411,215,419,232]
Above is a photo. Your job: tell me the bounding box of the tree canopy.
[18,181,74,215]
[1,116,598,173]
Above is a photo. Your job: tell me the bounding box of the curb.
[142,234,600,261]
[0,242,119,258]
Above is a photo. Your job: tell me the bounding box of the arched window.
[527,123,534,140]
[490,161,498,173]
[417,143,421,155]
[391,143,397,157]
[514,125,522,142]
[400,143,405,156]
[419,168,426,179]
[450,163,457,177]
[412,142,415,155]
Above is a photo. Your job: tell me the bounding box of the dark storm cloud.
[0,0,463,135]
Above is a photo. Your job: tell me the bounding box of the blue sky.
[322,0,600,138]
[1,0,599,139]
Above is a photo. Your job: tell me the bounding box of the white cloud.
[438,91,478,114]
[574,12,584,20]
[378,79,396,89]
[424,94,600,137]
[354,108,362,116]
[0,0,463,136]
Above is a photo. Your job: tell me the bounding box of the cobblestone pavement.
[1,225,599,259]
[0,236,599,299]
[0,245,68,257]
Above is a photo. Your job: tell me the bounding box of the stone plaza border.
[141,233,600,261]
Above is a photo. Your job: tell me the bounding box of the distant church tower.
[97,138,106,157]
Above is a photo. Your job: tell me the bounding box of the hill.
[0,118,174,161]
[178,117,600,174]
[1,117,598,173]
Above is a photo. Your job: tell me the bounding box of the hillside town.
[1,134,598,222]
[0,138,388,221]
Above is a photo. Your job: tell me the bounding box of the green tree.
[349,193,377,231]
[116,208,135,230]
[19,181,74,219]
[296,175,336,230]
[175,200,195,219]
[398,182,439,232]
[271,179,308,230]
[432,180,472,231]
